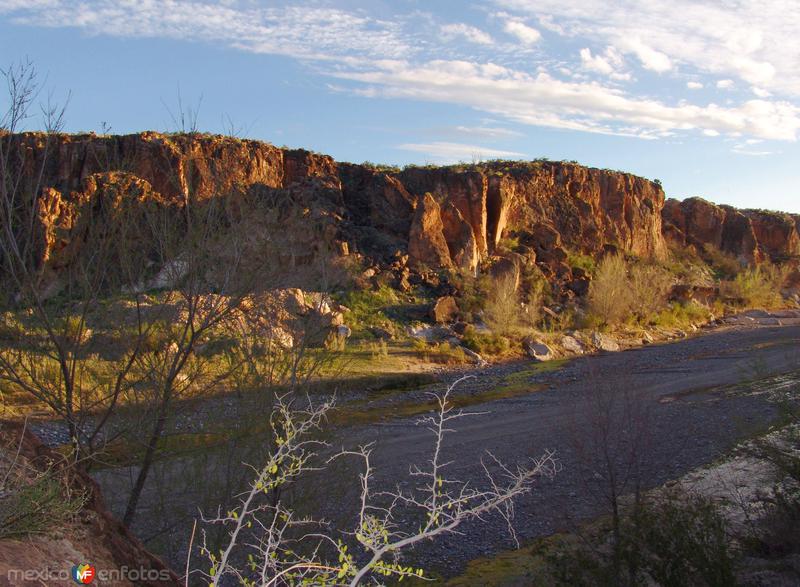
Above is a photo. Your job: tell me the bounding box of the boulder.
[561,335,584,354]
[370,326,395,340]
[407,324,456,342]
[451,321,469,335]
[591,332,620,352]
[488,256,521,290]
[567,276,590,296]
[460,346,486,366]
[523,337,554,361]
[430,296,460,323]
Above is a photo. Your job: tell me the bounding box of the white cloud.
[341,60,800,140]
[503,20,541,45]
[2,1,412,61]
[620,38,672,72]
[495,0,800,95]
[717,79,735,89]
[397,141,525,162]
[440,23,493,45]
[732,142,774,156]
[3,0,799,144]
[580,46,629,79]
[452,125,524,138]
[687,81,703,89]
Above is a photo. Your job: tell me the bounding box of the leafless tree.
[0,60,158,464]
[195,377,558,586]
[568,367,654,582]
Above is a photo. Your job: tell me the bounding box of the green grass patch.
[331,360,568,427]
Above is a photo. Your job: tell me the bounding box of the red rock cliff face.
[662,197,800,263]
[12,132,797,286]
[397,161,667,267]
[743,209,800,260]
[7,132,337,205]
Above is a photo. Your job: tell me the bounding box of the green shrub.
[462,326,510,356]
[721,263,788,308]
[368,339,389,359]
[652,302,711,329]
[336,285,401,336]
[0,468,87,538]
[548,492,735,587]
[567,250,597,275]
[702,244,743,279]
[623,492,735,587]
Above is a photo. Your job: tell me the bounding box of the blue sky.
[1,0,799,212]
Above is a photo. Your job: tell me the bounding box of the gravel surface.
[81,312,800,577]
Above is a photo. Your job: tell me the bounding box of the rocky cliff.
[3,132,798,295]
[662,197,800,264]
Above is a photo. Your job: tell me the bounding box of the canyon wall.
[4,132,798,291]
[662,197,800,264]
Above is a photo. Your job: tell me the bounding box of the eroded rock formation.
[4,132,798,296]
[662,197,800,263]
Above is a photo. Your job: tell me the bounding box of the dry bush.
[587,254,633,327]
[629,264,674,321]
[484,273,521,335]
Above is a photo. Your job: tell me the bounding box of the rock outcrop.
[4,132,798,296]
[408,193,452,269]
[662,197,800,263]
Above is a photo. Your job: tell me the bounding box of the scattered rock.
[460,346,486,366]
[591,332,620,352]
[430,296,460,323]
[561,335,584,354]
[370,326,394,340]
[523,337,554,361]
[407,324,455,342]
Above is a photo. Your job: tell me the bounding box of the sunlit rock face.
[662,196,800,264]
[8,132,797,291]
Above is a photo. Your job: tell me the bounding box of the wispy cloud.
[452,125,524,138]
[397,141,525,162]
[579,46,630,80]
[341,60,800,140]
[2,1,413,61]
[502,19,541,45]
[2,0,799,142]
[495,0,800,94]
[440,22,493,46]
